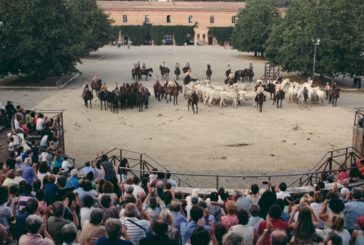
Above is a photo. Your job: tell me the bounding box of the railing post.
[178,178,181,187]
[140,154,143,177]
[120,149,122,162]
[329,151,333,171]
[216,176,219,190]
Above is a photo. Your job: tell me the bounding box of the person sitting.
[96,218,133,245]
[19,214,54,245]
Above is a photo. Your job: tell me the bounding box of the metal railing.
[83,146,363,189]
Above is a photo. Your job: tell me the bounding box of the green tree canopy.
[265,0,364,76]
[0,0,113,80]
[232,0,280,57]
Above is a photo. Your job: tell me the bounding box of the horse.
[82,90,93,108]
[153,81,163,101]
[206,66,212,80]
[109,90,119,113]
[330,88,340,107]
[136,90,145,112]
[224,77,237,85]
[91,76,102,94]
[264,83,276,100]
[97,90,110,110]
[160,66,170,80]
[141,68,153,81]
[273,90,285,108]
[182,66,190,74]
[143,88,151,109]
[170,84,183,105]
[188,92,199,114]
[235,69,254,82]
[132,67,142,81]
[255,93,265,112]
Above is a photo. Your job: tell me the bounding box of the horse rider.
[226,63,232,78]
[184,71,192,85]
[175,62,181,80]
[101,83,108,92]
[162,61,166,68]
[275,81,282,95]
[226,72,236,85]
[82,82,90,97]
[324,82,331,99]
[206,62,211,71]
[256,82,264,94]
[142,62,146,72]
[249,62,253,71]
[303,86,309,103]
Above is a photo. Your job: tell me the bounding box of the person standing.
[174,63,181,80]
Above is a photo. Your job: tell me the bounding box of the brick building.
[97,1,246,45]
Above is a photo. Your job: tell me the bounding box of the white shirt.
[132,184,145,198]
[36,118,44,131]
[276,191,290,200]
[40,135,48,148]
[61,160,72,172]
[229,224,254,245]
[80,207,94,228]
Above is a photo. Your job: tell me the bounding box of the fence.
[85,146,363,189]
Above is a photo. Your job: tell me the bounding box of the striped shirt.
[120,217,150,245]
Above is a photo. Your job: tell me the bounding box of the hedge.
[208,27,234,45]
[118,25,194,45]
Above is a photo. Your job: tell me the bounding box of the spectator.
[323,215,351,245]
[139,218,178,245]
[61,223,78,245]
[44,175,58,205]
[132,176,145,198]
[19,214,54,245]
[276,182,290,200]
[79,209,107,245]
[258,189,277,219]
[190,226,210,245]
[18,182,33,212]
[247,184,260,204]
[15,198,39,239]
[344,188,364,231]
[74,180,97,206]
[47,201,79,245]
[169,201,187,232]
[258,204,289,245]
[248,204,264,234]
[235,190,253,214]
[120,203,150,244]
[207,192,225,222]
[229,209,254,245]
[180,205,204,245]
[159,209,181,244]
[310,192,325,229]
[211,223,227,245]
[79,161,94,176]
[98,181,117,205]
[61,157,72,173]
[0,186,13,230]
[96,219,133,245]
[221,201,238,230]
[325,232,342,245]
[222,232,244,245]
[2,169,17,187]
[198,201,215,229]
[100,195,119,224]
[143,191,165,221]
[37,162,51,185]
[80,195,95,227]
[352,215,364,245]
[21,157,35,185]
[166,171,177,188]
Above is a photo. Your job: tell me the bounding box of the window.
[144,15,149,23]
[122,15,127,23]
[166,15,171,23]
[232,16,238,24]
[210,16,214,24]
[188,15,193,24]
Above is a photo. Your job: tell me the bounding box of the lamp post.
[312,38,320,79]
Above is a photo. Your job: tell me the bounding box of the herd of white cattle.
[182,79,327,108]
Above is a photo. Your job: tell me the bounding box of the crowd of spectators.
[1,101,364,245]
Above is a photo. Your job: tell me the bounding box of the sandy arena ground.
[1,46,363,188]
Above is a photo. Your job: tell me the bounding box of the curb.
[0,73,80,90]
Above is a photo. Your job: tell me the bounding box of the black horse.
[141,68,153,81]
[235,69,254,82]
[160,66,170,80]
[98,90,110,110]
[132,67,142,81]
[206,65,212,80]
[182,66,190,74]
[82,90,93,108]
[273,90,285,108]
[330,88,340,107]
[188,92,199,114]
[255,93,265,112]
[175,67,181,80]
[264,83,276,100]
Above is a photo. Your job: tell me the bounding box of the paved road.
[0,45,363,111]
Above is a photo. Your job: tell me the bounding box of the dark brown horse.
[206,65,212,80]
[330,88,340,107]
[91,76,102,94]
[141,68,153,81]
[255,93,265,112]
[153,81,163,101]
[170,85,183,105]
[188,92,199,114]
[235,69,254,82]
[82,90,93,108]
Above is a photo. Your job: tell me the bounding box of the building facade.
[97,1,246,45]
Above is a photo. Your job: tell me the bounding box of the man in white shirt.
[36,115,44,133]
[131,176,145,198]
[276,182,290,200]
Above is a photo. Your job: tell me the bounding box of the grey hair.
[61,223,78,243]
[105,218,122,240]
[26,214,43,234]
[222,232,245,245]
[124,203,138,218]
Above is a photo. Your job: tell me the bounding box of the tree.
[0,0,113,81]
[232,0,280,57]
[265,0,364,76]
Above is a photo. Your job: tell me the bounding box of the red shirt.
[258,219,289,245]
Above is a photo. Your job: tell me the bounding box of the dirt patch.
[225,143,250,147]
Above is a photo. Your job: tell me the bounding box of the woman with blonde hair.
[221,201,238,230]
[159,209,181,244]
[324,215,351,245]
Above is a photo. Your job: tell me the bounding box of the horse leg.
[259,103,263,113]
[90,100,92,108]
[196,104,198,114]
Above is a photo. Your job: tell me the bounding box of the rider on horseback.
[101,83,108,92]
[303,87,309,103]
[142,63,146,73]
[226,63,231,79]
[256,83,264,94]
[249,62,253,71]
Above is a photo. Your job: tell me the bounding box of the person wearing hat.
[174,62,181,80]
[183,71,192,85]
[226,63,232,79]
[256,83,265,94]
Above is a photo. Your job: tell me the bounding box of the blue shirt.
[180,221,210,245]
[344,201,364,230]
[65,176,79,189]
[171,211,187,231]
[21,165,35,184]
